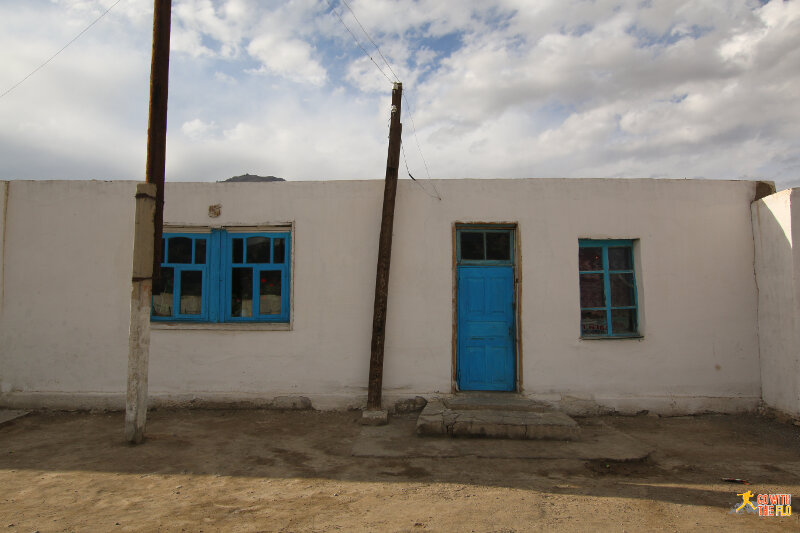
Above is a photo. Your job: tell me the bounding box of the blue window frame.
[578,239,638,338]
[152,229,291,323]
[152,233,210,321]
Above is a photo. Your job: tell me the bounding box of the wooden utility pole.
[365,82,402,417]
[125,0,172,444]
[145,0,172,278]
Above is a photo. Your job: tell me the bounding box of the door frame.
[451,222,522,393]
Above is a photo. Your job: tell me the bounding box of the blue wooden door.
[457,265,516,391]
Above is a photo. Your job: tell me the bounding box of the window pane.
[180,270,202,315]
[610,273,635,306]
[152,267,174,317]
[273,238,285,264]
[460,232,484,260]
[611,309,637,335]
[168,237,192,264]
[579,247,603,271]
[609,246,632,270]
[246,236,270,263]
[232,238,243,263]
[259,271,282,315]
[581,310,607,336]
[195,239,206,264]
[231,268,252,317]
[486,232,510,260]
[579,273,605,308]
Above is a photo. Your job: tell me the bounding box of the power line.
[335,1,440,199]
[339,0,400,83]
[401,138,441,201]
[325,0,441,200]
[402,92,440,198]
[324,0,394,85]
[0,0,124,101]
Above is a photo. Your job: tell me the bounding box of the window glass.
[581,310,607,336]
[608,247,632,270]
[247,236,270,263]
[152,267,174,317]
[486,232,510,260]
[611,309,637,334]
[273,238,285,264]
[180,270,202,315]
[195,239,206,264]
[610,273,635,306]
[168,237,192,264]
[231,267,252,317]
[232,238,244,264]
[460,232,484,260]
[260,271,282,315]
[579,247,603,271]
[579,274,605,308]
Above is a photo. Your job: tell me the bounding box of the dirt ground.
[0,408,799,532]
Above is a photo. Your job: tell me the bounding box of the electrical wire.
[324,0,395,85]
[339,0,400,83]
[402,92,441,198]
[402,138,441,200]
[0,0,124,101]
[325,0,441,199]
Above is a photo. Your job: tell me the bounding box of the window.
[457,228,514,264]
[152,229,291,323]
[578,239,638,337]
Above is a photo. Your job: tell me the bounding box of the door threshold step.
[417,397,580,440]
[443,392,552,412]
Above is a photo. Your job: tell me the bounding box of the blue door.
[456,228,516,391]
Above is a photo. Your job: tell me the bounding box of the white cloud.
[172,0,254,58]
[0,0,798,189]
[247,33,327,86]
[181,118,217,140]
[213,71,237,83]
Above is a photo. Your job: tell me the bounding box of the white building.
[0,178,798,418]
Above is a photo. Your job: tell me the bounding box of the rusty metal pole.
[365,82,402,419]
[125,0,171,444]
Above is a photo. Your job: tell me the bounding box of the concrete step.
[442,393,553,412]
[416,396,580,440]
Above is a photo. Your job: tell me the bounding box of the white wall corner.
[0,181,8,316]
[753,188,800,417]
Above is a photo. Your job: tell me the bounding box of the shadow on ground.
[0,409,798,513]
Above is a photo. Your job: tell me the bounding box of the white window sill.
[151,322,291,331]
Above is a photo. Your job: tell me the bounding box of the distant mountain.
[223,173,285,182]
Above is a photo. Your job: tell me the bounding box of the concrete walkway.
[355,413,653,461]
[0,409,30,427]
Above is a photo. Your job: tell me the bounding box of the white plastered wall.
[752,189,800,417]
[0,178,762,413]
[0,180,137,408]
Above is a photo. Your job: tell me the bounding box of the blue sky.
[0,0,799,189]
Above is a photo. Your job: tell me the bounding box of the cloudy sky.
[0,0,798,189]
